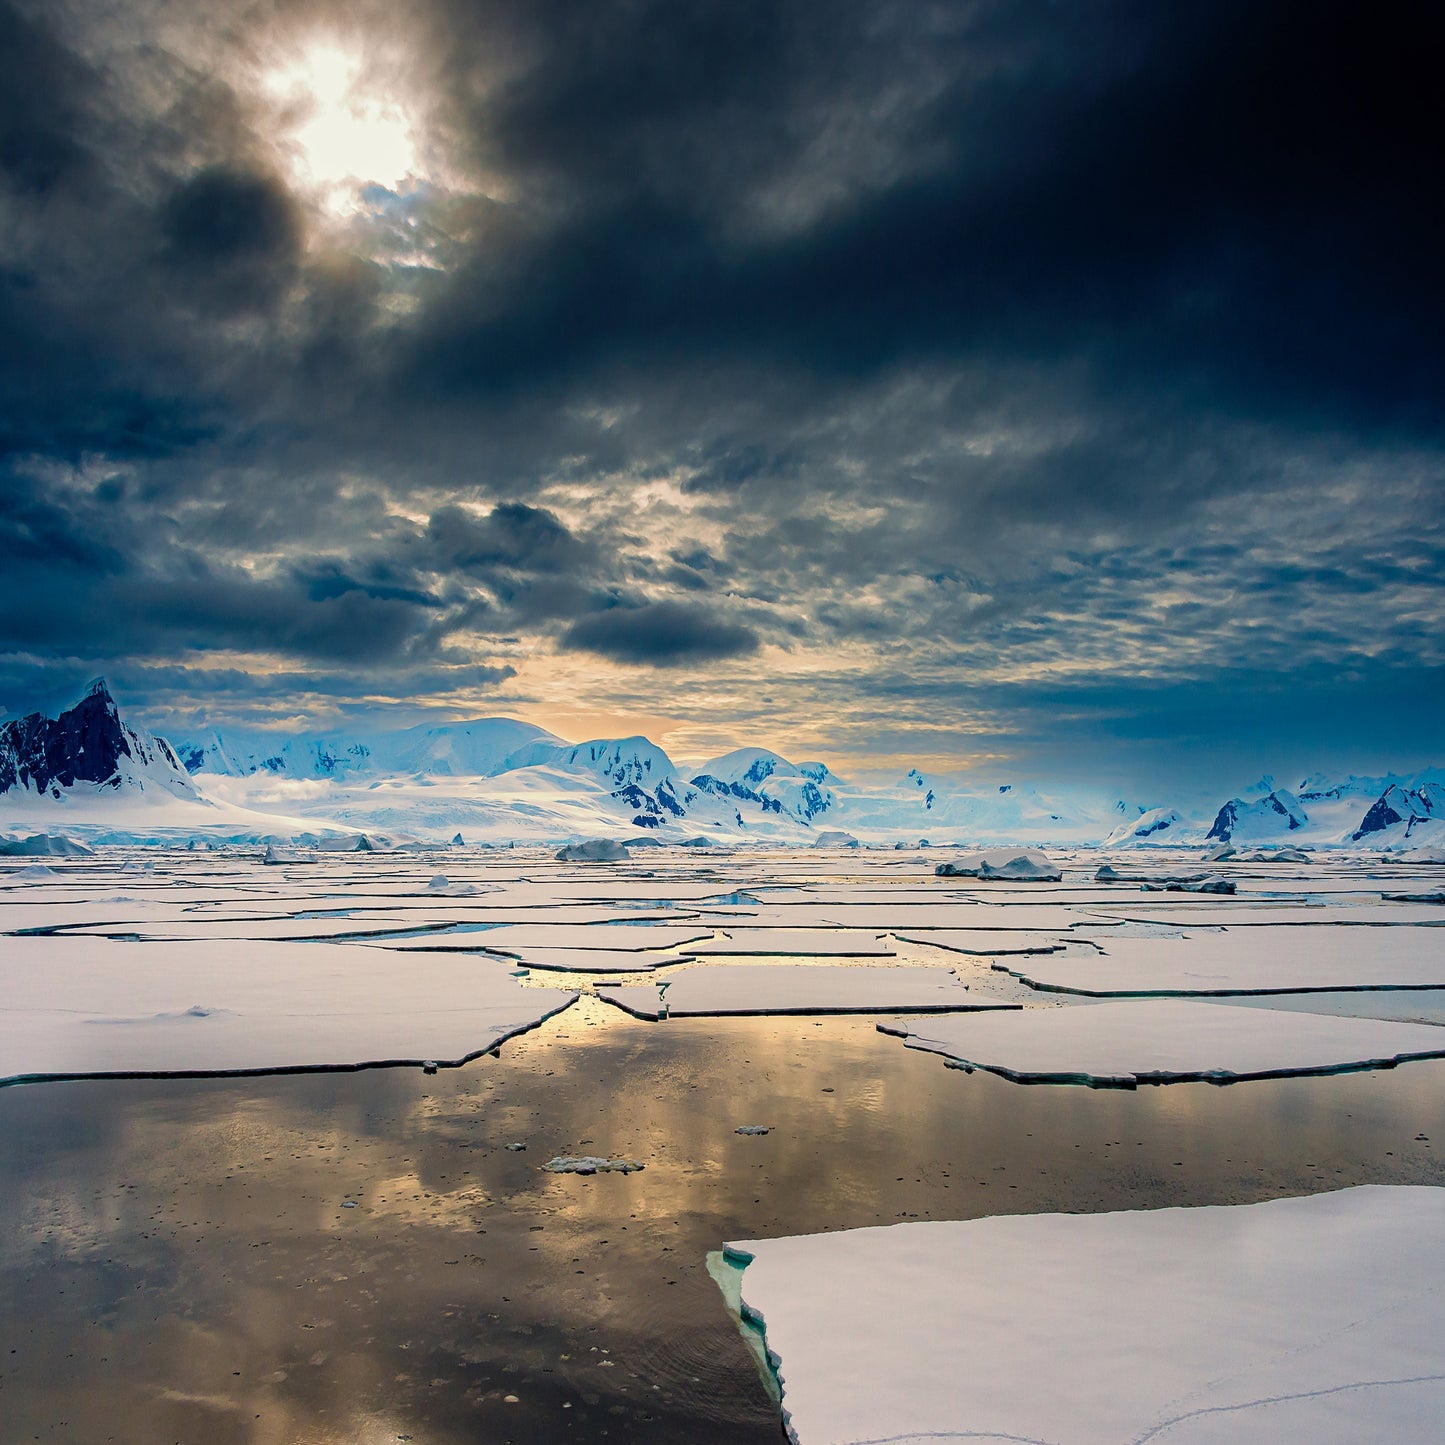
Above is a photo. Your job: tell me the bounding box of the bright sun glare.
[265,45,420,213]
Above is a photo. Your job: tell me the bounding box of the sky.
[0,0,1441,789]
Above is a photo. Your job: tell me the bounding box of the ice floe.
[597,964,1014,1019]
[0,936,576,1084]
[879,998,1445,1086]
[1003,927,1445,995]
[722,1186,1445,1445]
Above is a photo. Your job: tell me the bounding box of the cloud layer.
[0,0,1441,784]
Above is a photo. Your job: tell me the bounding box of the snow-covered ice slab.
[894,928,1065,955]
[880,998,1445,1086]
[463,946,697,974]
[1081,901,1445,927]
[597,964,1015,1019]
[1007,927,1445,995]
[724,1186,1445,1445]
[0,936,577,1084]
[690,928,894,957]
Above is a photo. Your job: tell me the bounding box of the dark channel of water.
[3,994,1445,1443]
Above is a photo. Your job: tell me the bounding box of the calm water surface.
[3,994,1445,1443]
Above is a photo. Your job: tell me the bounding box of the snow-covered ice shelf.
[1006,926,1445,995]
[0,936,577,1084]
[723,1186,1445,1444]
[879,997,1445,1086]
[597,963,1016,1019]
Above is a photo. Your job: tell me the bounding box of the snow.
[1001,927,1445,995]
[880,998,1445,1085]
[596,964,1013,1019]
[722,1186,1445,1445]
[0,936,577,1084]
[893,928,1066,955]
[690,928,894,957]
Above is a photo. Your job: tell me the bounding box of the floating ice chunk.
[934,848,1061,880]
[735,1125,771,1135]
[723,1187,1445,1445]
[1400,845,1445,864]
[1139,875,1236,893]
[543,1156,644,1174]
[555,839,631,862]
[1003,927,1445,995]
[811,831,858,848]
[0,936,577,1084]
[598,964,1015,1019]
[880,998,1445,1086]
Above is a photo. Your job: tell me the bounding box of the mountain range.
[2,681,1442,851]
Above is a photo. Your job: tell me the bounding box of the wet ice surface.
[5,846,1445,1440]
[726,1187,1445,1445]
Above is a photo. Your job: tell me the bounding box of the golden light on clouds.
[264,43,421,213]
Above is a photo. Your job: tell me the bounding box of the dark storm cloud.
[561,601,759,666]
[0,0,1441,777]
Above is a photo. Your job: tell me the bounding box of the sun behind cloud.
[264,43,421,213]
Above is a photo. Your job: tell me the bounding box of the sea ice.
[723,1186,1445,1445]
[0,936,577,1084]
[879,997,1445,1086]
[689,928,894,957]
[597,964,1015,1019]
[1002,927,1445,995]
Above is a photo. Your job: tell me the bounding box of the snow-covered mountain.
[0,678,196,802]
[5,682,1443,849]
[179,716,561,779]
[691,748,837,825]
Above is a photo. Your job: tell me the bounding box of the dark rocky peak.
[1,680,134,794]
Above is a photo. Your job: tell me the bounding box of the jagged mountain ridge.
[0,679,195,801]
[4,681,1443,847]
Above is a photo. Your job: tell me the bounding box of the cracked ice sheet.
[1005,928,1445,995]
[725,1186,1445,1445]
[879,998,1445,1086]
[596,964,1015,1019]
[1079,902,1445,927]
[367,943,698,974]
[690,929,894,957]
[895,929,1066,955]
[0,936,576,1084]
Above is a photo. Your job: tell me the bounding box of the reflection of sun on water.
[264,44,420,213]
